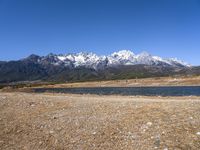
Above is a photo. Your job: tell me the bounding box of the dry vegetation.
[0,92,200,149]
[39,76,200,88]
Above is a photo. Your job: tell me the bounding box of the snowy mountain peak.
[111,50,135,59]
[166,58,191,67]
[29,50,190,70]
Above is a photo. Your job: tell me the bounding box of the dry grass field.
[38,76,200,89]
[0,92,200,149]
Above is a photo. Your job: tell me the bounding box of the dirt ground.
[0,92,200,150]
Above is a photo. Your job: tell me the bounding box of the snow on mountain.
[32,50,190,69]
[135,51,156,65]
[71,52,102,68]
[107,50,190,67]
[165,58,190,67]
[108,50,136,65]
[56,52,107,69]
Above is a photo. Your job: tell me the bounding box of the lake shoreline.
[27,86,200,97]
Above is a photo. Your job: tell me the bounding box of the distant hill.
[0,50,199,83]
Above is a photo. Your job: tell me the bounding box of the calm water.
[34,86,200,96]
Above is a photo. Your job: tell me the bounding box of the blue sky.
[0,0,200,65]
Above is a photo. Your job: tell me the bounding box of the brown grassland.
[38,76,200,88]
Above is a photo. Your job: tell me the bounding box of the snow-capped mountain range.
[0,50,196,83]
[28,50,190,70]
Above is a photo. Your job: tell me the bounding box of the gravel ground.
[0,92,200,150]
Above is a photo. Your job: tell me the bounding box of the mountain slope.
[0,50,196,83]
[20,50,190,70]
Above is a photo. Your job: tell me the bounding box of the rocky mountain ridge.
[0,50,197,83]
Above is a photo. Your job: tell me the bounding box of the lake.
[33,86,200,96]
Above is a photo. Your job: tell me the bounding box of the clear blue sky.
[0,0,200,65]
